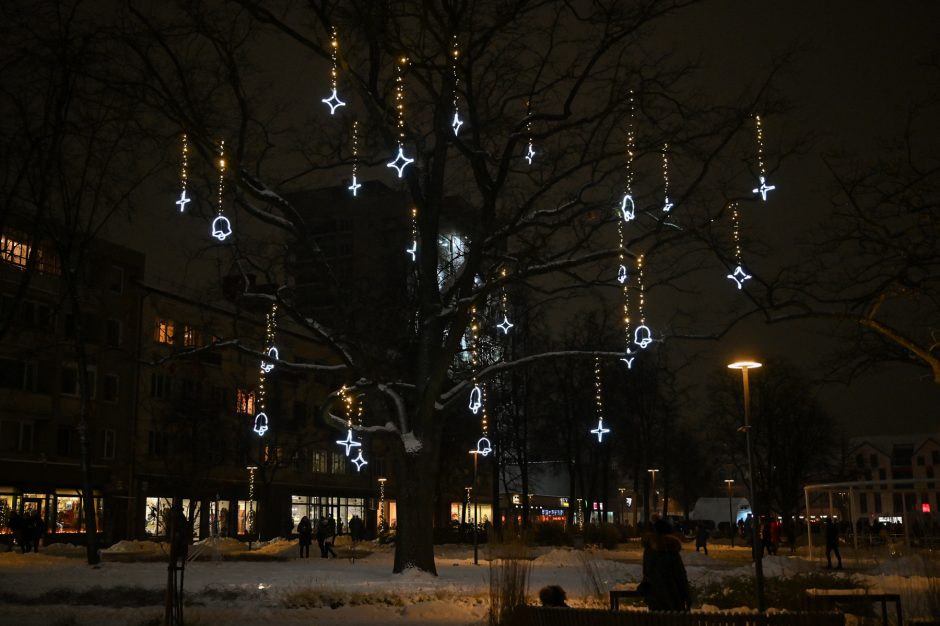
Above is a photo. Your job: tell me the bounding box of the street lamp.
[618,487,626,526]
[648,468,659,522]
[469,448,481,565]
[724,479,736,547]
[728,359,765,612]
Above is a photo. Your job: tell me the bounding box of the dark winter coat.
[298,517,313,546]
[641,532,691,611]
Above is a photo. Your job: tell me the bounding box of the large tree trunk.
[393,449,438,574]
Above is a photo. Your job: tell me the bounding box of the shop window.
[144,497,172,536]
[52,494,103,533]
[1,420,34,452]
[0,494,19,533]
[105,319,122,347]
[330,452,347,475]
[154,319,174,344]
[102,374,119,403]
[103,429,116,460]
[182,325,199,348]
[237,500,257,535]
[150,373,172,399]
[236,389,255,415]
[311,450,328,473]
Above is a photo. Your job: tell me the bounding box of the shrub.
[584,523,621,549]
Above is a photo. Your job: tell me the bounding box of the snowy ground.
[0,538,935,625]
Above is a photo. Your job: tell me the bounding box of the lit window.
[236,389,255,415]
[0,231,31,269]
[330,452,347,475]
[182,325,199,348]
[312,450,328,473]
[154,319,174,344]
[264,445,285,464]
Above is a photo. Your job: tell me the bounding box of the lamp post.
[648,468,659,522]
[728,359,765,613]
[725,479,736,547]
[469,449,481,565]
[618,487,626,526]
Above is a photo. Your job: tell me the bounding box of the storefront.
[0,487,103,537]
[290,495,366,533]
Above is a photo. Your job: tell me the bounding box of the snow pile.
[193,536,246,553]
[251,537,296,557]
[866,554,932,576]
[101,539,164,554]
[41,543,87,557]
[533,547,579,566]
[758,555,802,577]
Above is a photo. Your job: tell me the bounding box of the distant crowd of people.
[295,513,366,559]
[7,510,47,553]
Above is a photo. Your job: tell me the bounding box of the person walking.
[29,511,46,552]
[825,517,842,569]
[695,522,709,555]
[297,516,312,558]
[316,517,328,558]
[324,514,338,558]
[639,519,691,611]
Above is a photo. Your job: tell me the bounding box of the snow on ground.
[1,541,936,625]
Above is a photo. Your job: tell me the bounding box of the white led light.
[617,265,628,284]
[663,198,673,213]
[752,175,776,201]
[176,189,190,213]
[497,315,514,334]
[525,142,535,165]
[468,385,482,414]
[253,412,269,437]
[322,88,346,115]
[336,428,362,456]
[619,194,636,222]
[476,436,492,457]
[387,145,414,178]
[634,324,653,349]
[727,265,752,289]
[452,112,464,136]
[261,346,278,373]
[590,418,610,442]
[348,175,361,196]
[620,348,635,369]
[211,215,232,241]
[406,240,417,262]
[351,449,368,471]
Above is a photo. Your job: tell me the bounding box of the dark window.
[61,365,95,398]
[859,493,868,514]
[933,450,940,464]
[2,420,34,452]
[293,401,306,423]
[855,454,864,468]
[108,266,124,293]
[870,454,878,467]
[57,426,73,456]
[874,493,882,511]
[103,429,116,459]
[878,468,887,481]
[917,456,925,466]
[893,493,904,514]
[0,358,35,391]
[148,430,166,457]
[105,319,122,347]
[150,373,172,399]
[102,374,119,403]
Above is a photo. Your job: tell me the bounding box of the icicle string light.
[406,207,418,262]
[336,385,362,456]
[451,35,463,136]
[497,267,513,334]
[634,254,652,348]
[591,356,610,442]
[468,305,483,414]
[752,115,776,201]
[525,100,535,164]
[322,25,346,114]
[662,143,673,213]
[211,139,232,241]
[176,133,190,212]
[252,302,277,437]
[348,120,361,196]
[619,91,637,222]
[727,202,752,289]
[618,201,634,368]
[387,57,414,177]
[351,396,368,470]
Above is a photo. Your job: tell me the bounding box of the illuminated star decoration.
[476,436,492,457]
[662,143,674,213]
[591,418,610,442]
[406,240,417,261]
[468,384,482,414]
[348,120,361,196]
[451,36,464,136]
[752,114,776,201]
[176,190,190,213]
[620,194,636,222]
[321,26,346,115]
[351,449,368,471]
[336,428,362,456]
[387,57,414,178]
[525,142,536,165]
[211,139,232,241]
[177,132,190,213]
[617,265,628,284]
[497,315,514,334]
[496,267,513,334]
[727,202,752,290]
[253,412,269,436]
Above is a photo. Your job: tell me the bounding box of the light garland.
[618,184,635,368]
[348,120,361,196]
[468,306,483,414]
[352,394,368,471]
[387,57,414,178]
[253,302,277,436]
[662,143,673,213]
[336,385,363,456]
[497,267,513,334]
[451,35,464,136]
[406,207,418,262]
[634,254,652,349]
[210,139,232,241]
[752,115,776,201]
[619,91,637,222]
[378,478,387,529]
[590,356,610,442]
[525,101,535,164]
[247,466,256,534]
[176,133,190,212]
[321,25,346,115]
[476,386,492,456]
[727,202,752,289]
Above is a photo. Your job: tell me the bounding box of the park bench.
[513,607,846,626]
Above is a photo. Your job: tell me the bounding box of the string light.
[476,386,492,456]
[336,385,363,456]
[634,254,652,349]
[378,478,387,529]
[211,139,232,241]
[451,35,464,136]
[247,466,256,534]
[619,91,637,222]
[253,302,278,436]
[590,356,610,442]
[176,133,190,212]
[525,101,535,164]
[387,57,414,177]
[727,202,752,289]
[497,267,513,334]
[618,181,635,368]
[406,207,418,262]
[468,306,483,413]
[352,394,368,471]
[348,120,361,196]
[662,143,673,213]
[321,26,346,115]
[752,115,776,201]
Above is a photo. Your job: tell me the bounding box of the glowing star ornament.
[336,428,362,456]
[321,27,346,115]
[591,418,610,442]
[468,384,482,414]
[727,265,752,290]
[351,450,368,471]
[452,112,464,136]
[387,145,414,178]
[752,175,776,201]
[476,436,492,457]
[619,194,636,222]
[525,142,535,165]
[497,315,514,334]
[348,176,361,196]
[176,190,190,213]
[253,412,269,436]
[405,240,417,261]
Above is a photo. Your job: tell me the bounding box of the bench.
[513,607,845,626]
[805,589,902,626]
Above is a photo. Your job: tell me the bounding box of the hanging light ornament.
[260,303,278,373]
[468,305,483,414]
[348,120,361,196]
[210,139,232,241]
[476,386,492,456]
[590,356,610,442]
[351,397,368,471]
[524,100,535,164]
[727,202,752,289]
[451,35,464,136]
[618,214,635,368]
[496,267,513,334]
[406,207,418,262]
[387,57,414,178]
[336,385,363,456]
[176,133,190,212]
[321,25,346,115]
[634,254,653,349]
[619,92,637,222]
[661,143,674,213]
[752,114,776,201]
